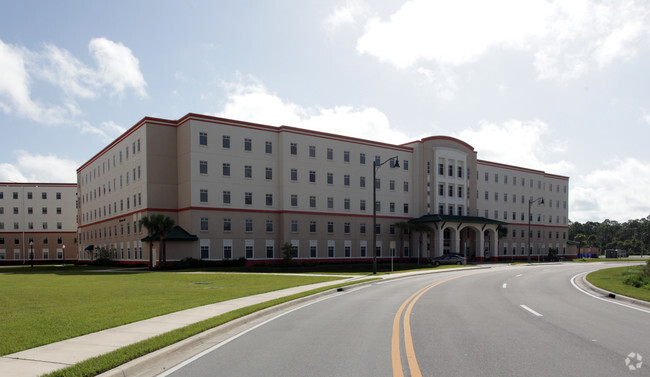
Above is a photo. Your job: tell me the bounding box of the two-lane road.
[156,263,648,377]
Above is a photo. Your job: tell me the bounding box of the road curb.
[579,273,650,310]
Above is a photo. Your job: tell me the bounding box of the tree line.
[569,216,650,255]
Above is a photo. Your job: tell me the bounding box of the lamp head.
[393,157,400,168]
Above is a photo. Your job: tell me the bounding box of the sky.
[1,0,650,224]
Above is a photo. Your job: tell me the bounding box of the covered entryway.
[409,215,507,262]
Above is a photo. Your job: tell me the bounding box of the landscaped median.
[586,261,650,302]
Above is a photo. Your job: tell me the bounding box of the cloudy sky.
[1,0,650,223]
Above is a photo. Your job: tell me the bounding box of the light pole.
[373,156,400,274]
[62,244,66,266]
[528,197,544,264]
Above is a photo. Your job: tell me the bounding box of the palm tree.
[394,221,412,260]
[139,214,175,269]
[158,215,175,266]
[497,225,508,261]
[575,233,586,258]
[139,215,157,270]
[411,222,433,264]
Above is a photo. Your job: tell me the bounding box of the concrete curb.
[579,272,650,310]
[98,266,486,377]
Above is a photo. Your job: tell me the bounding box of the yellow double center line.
[391,275,465,377]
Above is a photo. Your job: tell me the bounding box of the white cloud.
[325,1,366,31]
[454,119,573,174]
[356,0,650,81]
[80,120,127,142]
[0,151,78,183]
[0,37,147,125]
[89,37,147,98]
[0,39,68,123]
[215,74,413,144]
[570,157,650,222]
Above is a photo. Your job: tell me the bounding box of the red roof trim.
[477,159,569,180]
[403,136,475,151]
[0,182,77,187]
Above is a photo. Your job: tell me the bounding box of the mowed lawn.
[0,267,342,355]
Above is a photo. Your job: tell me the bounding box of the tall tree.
[411,222,432,264]
[139,214,175,269]
[394,221,412,259]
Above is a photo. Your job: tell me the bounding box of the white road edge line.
[502,283,507,289]
[570,272,650,314]
[155,290,349,377]
[520,304,543,317]
[515,274,523,278]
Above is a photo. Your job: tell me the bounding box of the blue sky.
[1,0,650,223]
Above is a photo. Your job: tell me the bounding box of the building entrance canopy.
[409,214,508,261]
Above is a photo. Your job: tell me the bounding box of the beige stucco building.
[0,183,77,263]
[76,113,571,266]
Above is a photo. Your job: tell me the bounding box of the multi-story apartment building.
[76,113,571,265]
[0,183,77,264]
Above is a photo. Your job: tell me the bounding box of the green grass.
[586,265,650,302]
[41,279,377,377]
[0,266,342,355]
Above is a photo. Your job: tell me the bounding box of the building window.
[265,167,272,180]
[290,143,297,155]
[244,165,252,178]
[309,171,316,183]
[327,148,333,160]
[327,222,334,233]
[344,175,350,186]
[291,169,298,181]
[328,245,335,257]
[223,245,232,259]
[42,192,47,200]
[223,191,231,204]
[404,181,409,192]
[344,222,351,234]
[42,207,47,214]
[309,196,316,208]
[200,189,208,203]
[404,203,409,213]
[245,219,253,232]
[244,138,252,151]
[223,163,231,176]
[223,218,231,231]
[56,192,62,200]
[390,202,395,213]
[291,220,298,232]
[344,198,350,210]
[327,197,334,209]
[291,194,298,207]
[327,173,333,185]
[360,199,366,211]
[310,221,316,232]
[360,153,366,164]
[309,145,316,158]
[360,176,366,188]
[344,151,350,162]
[200,246,209,259]
[265,141,272,154]
[266,194,273,206]
[245,192,252,205]
[266,246,274,258]
[199,132,208,146]
[57,222,62,230]
[266,220,273,232]
[390,180,395,191]
[246,245,254,259]
[221,135,230,148]
[13,192,18,199]
[200,217,208,231]
[200,160,208,175]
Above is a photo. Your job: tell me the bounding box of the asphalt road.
[157,263,649,377]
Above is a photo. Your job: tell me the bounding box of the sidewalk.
[0,267,484,377]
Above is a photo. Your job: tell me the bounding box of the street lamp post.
[29,240,34,268]
[373,156,400,274]
[62,244,66,266]
[527,197,544,264]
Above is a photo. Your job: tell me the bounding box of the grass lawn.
[586,265,650,302]
[0,266,342,355]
